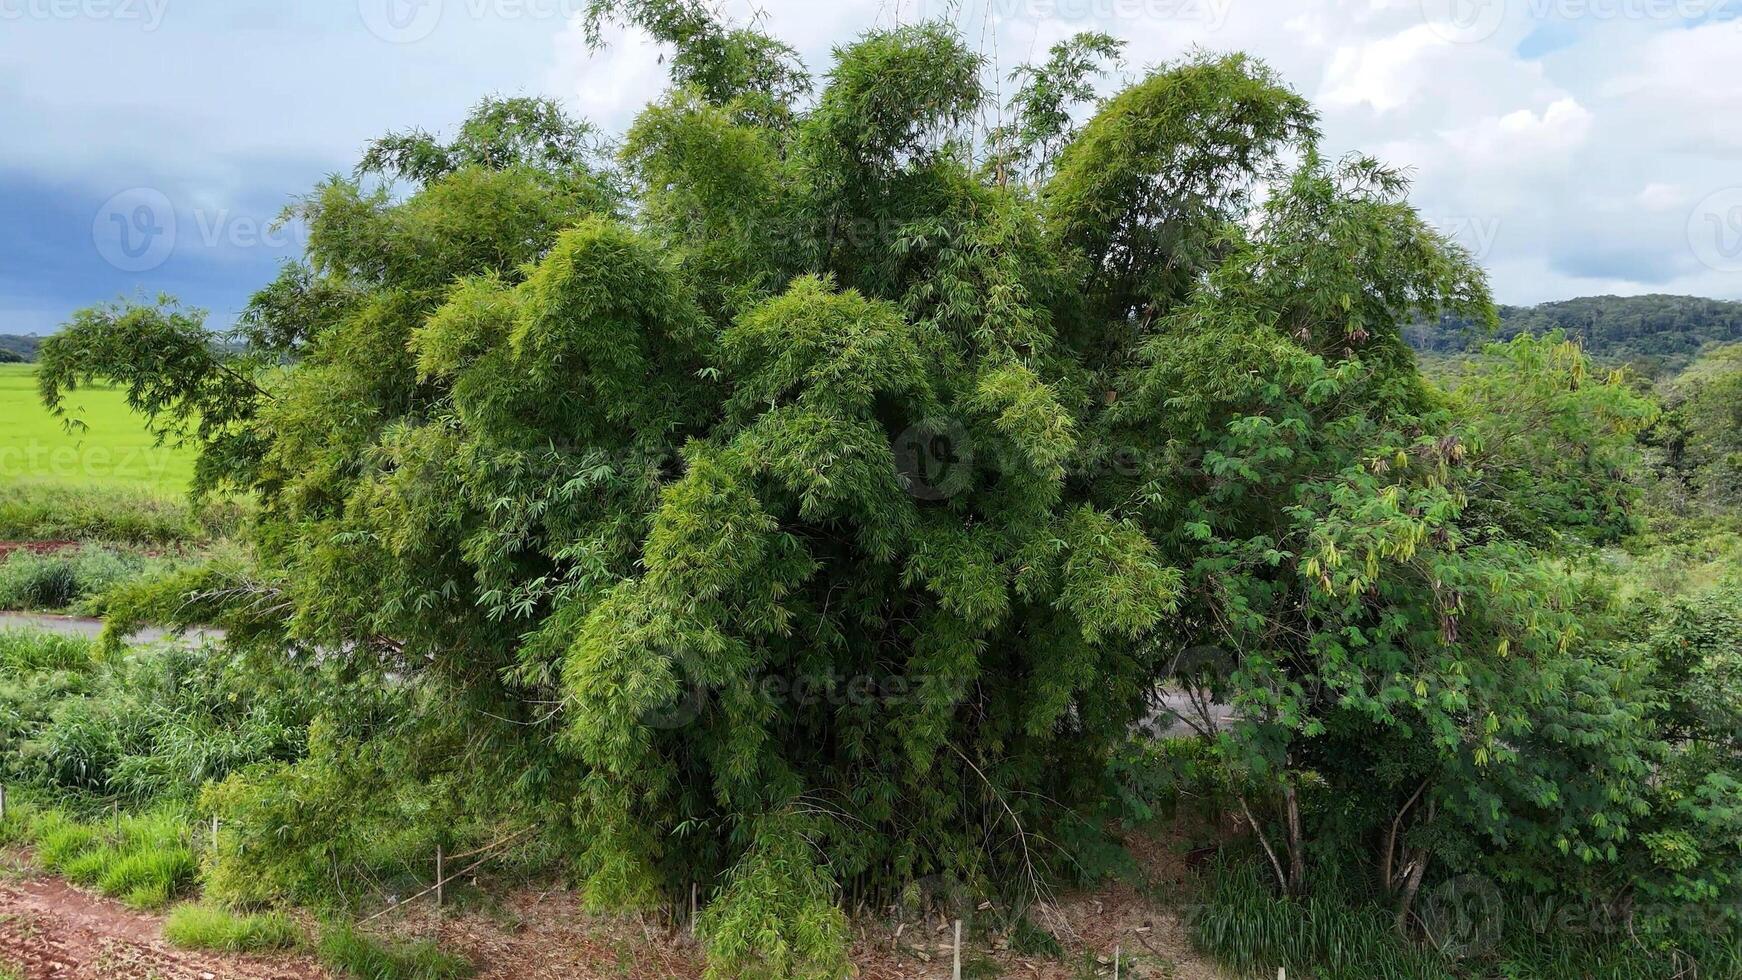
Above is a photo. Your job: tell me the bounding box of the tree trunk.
[1238,795,1289,894]
[1381,781,1430,895]
[1395,849,1430,936]
[1282,783,1307,895]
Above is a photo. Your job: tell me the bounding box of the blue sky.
[3,0,1740,336]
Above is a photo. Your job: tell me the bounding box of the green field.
[0,364,195,493]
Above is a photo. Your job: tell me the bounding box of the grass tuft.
[0,628,96,673]
[164,903,303,953]
[22,808,196,909]
[318,921,473,980]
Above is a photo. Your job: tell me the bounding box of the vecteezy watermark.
[1422,0,1736,43]
[1689,187,1742,274]
[0,441,182,484]
[93,188,175,273]
[93,188,306,273]
[1428,214,1503,262]
[358,0,601,42]
[911,0,1233,28]
[893,419,974,501]
[640,665,978,731]
[358,0,442,43]
[1419,0,1509,42]
[0,0,167,28]
[1419,874,1505,958]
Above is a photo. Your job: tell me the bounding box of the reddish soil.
[0,542,79,560]
[0,824,1228,979]
[0,872,329,980]
[381,822,1227,980]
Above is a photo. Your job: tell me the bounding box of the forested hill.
[1407,294,1742,375]
[0,335,40,362]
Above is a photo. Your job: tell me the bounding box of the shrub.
[4,637,314,804]
[317,921,472,980]
[0,544,185,613]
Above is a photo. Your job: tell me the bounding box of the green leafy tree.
[1653,342,1742,514]
[36,7,1691,974]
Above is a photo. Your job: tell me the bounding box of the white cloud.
[1439,97,1594,170]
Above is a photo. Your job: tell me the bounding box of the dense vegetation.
[23,2,1742,977]
[1407,293,1742,376]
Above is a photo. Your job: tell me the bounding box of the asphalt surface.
[0,612,223,647]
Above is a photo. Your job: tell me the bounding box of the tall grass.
[1190,859,1449,980]
[1190,857,1742,980]
[164,903,304,953]
[0,480,241,545]
[0,628,95,672]
[0,544,182,613]
[317,921,474,980]
[0,629,311,805]
[23,807,197,909]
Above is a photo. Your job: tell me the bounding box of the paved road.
[0,612,223,647]
[1150,688,1238,737]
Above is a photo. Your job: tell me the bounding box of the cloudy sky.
[3,0,1740,335]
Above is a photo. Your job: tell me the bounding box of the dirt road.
[0,871,326,980]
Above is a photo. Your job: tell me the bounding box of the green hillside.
[0,334,40,362]
[1407,294,1742,376]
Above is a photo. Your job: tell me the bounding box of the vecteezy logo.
[1689,188,1742,274]
[1419,874,1504,959]
[93,188,175,273]
[892,418,974,501]
[1420,0,1506,43]
[359,0,442,43]
[642,657,707,731]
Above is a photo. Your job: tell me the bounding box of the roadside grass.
[1190,856,1742,980]
[318,921,474,980]
[0,544,188,614]
[0,364,194,493]
[164,902,303,953]
[18,807,196,909]
[0,480,245,547]
[0,628,95,673]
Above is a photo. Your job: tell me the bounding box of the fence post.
[952,919,962,980]
[436,845,445,911]
[1,784,8,823]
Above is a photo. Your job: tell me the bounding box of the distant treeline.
[1409,294,1742,376]
[12,297,1742,373]
[0,335,40,363]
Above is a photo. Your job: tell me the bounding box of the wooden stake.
[690,881,699,937]
[1,784,8,822]
[952,919,962,980]
[211,814,219,843]
[1114,945,1121,980]
[435,845,445,911]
